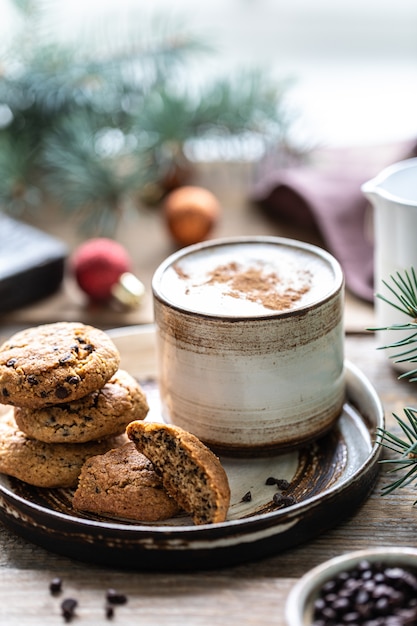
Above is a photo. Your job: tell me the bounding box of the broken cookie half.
[127,421,231,525]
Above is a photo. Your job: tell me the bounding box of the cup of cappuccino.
[152,236,345,455]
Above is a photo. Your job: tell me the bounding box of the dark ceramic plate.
[0,326,384,571]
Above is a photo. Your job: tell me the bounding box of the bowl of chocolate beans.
[285,547,417,626]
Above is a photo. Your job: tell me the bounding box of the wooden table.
[1,153,416,624]
[0,335,416,625]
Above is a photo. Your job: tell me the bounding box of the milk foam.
[154,240,340,317]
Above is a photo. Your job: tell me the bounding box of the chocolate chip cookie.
[127,421,231,525]
[14,369,149,443]
[0,409,127,488]
[73,442,181,521]
[0,322,120,408]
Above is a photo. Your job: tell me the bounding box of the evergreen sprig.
[374,268,417,500]
[376,267,417,318]
[0,2,297,234]
[373,269,417,380]
[377,408,417,502]
[42,112,144,235]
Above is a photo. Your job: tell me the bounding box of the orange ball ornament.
[163,186,221,246]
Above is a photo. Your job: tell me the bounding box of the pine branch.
[0,4,297,231]
[41,113,144,235]
[378,408,417,503]
[373,269,417,500]
[0,132,42,215]
[372,269,417,376]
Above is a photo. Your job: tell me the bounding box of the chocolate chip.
[2,388,9,397]
[105,589,128,605]
[59,354,73,364]
[105,604,114,619]
[61,597,77,622]
[273,493,296,508]
[27,375,39,385]
[265,476,278,485]
[312,560,417,625]
[66,376,80,385]
[6,358,16,367]
[49,577,62,595]
[265,476,290,490]
[55,386,70,399]
[241,491,252,502]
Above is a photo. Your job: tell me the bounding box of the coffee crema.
[156,240,338,317]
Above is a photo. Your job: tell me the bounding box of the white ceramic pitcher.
[362,157,417,371]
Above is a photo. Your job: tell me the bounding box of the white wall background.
[1,0,417,148]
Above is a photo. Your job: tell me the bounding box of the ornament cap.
[111,272,145,309]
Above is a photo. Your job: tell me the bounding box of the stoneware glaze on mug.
[152,236,345,455]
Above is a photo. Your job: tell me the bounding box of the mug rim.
[152,235,344,320]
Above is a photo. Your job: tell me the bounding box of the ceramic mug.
[152,236,345,455]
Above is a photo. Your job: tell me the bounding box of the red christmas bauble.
[71,238,132,302]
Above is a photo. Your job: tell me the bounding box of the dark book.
[0,214,68,313]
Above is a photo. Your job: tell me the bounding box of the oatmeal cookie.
[0,322,120,408]
[0,409,126,488]
[127,421,230,525]
[73,442,181,521]
[14,369,148,443]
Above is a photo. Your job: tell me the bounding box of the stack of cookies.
[0,321,231,526]
[0,322,149,488]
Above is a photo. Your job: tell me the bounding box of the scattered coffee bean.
[49,577,62,595]
[106,588,128,605]
[61,597,78,622]
[312,559,417,625]
[241,491,252,502]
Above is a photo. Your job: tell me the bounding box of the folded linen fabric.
[251,141,417,302]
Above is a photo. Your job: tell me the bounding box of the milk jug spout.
[361,156,417,209]
[360,178,379,206]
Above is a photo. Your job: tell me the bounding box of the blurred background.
[1,0,416,148]
[0,0,416,323]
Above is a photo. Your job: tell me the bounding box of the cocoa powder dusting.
[203,262,312,311]
[205,262,240,284]
[173,264,190,280]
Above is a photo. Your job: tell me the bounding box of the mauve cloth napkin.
[251,141,417,302]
